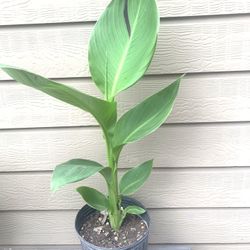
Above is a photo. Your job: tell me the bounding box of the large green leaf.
[113,77,182,147]
[119,160,153,195]
[51,159,104,192]
[88,0,159,101]
[77,186,108,211]
[0,64,117,130]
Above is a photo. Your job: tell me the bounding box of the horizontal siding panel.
[190,245,250,250]
[1,18,250,81]
[1,168,250,210]
[0,245,249,250]
[0,246,190,250]
[1,245,250,250]
[1,73,250,129]
[1,124,250,172]
[2,246,250,250]
[1,0,250,25]
[1,209,250,244]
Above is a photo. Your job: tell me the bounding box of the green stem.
[104,132,122,231]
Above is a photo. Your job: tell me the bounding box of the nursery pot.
[75,197,150,250]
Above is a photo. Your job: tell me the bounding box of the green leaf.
[121,205,146,222]
[0,64,117,130]
[89,0,159,101]
[99,167,112,185]
[119,160,153,195]
[77,186,108,211]
[124,205,145,215]
[113,76,182,147]
[51,159,104,192]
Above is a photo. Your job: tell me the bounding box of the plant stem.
[108,168,122,231]
[106,137,122,231]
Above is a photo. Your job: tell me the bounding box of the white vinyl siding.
[0,0,250,249]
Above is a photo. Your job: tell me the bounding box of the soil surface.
[80,212,148,248]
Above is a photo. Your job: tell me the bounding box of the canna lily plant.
[0,0,183,231]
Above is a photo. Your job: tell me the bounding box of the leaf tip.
[180,73,186,78]
[50,182,58,193]
[138,208,146,214]
[145,159,154,169]
[0,64,17,70]
[148,159,154,165]
[175,73,185,87]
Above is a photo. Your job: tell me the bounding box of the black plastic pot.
[75,197,150,250]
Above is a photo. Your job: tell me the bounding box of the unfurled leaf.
[124,205,145,215]
[77,186,108,211]
[113,77,182,147]
[0,65,117,130]
[119,160,153,195]
[88,0,159,100]
[121,205,146,222]
[51,159,104,192]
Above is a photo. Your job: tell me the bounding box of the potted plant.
[0,0,184,249]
